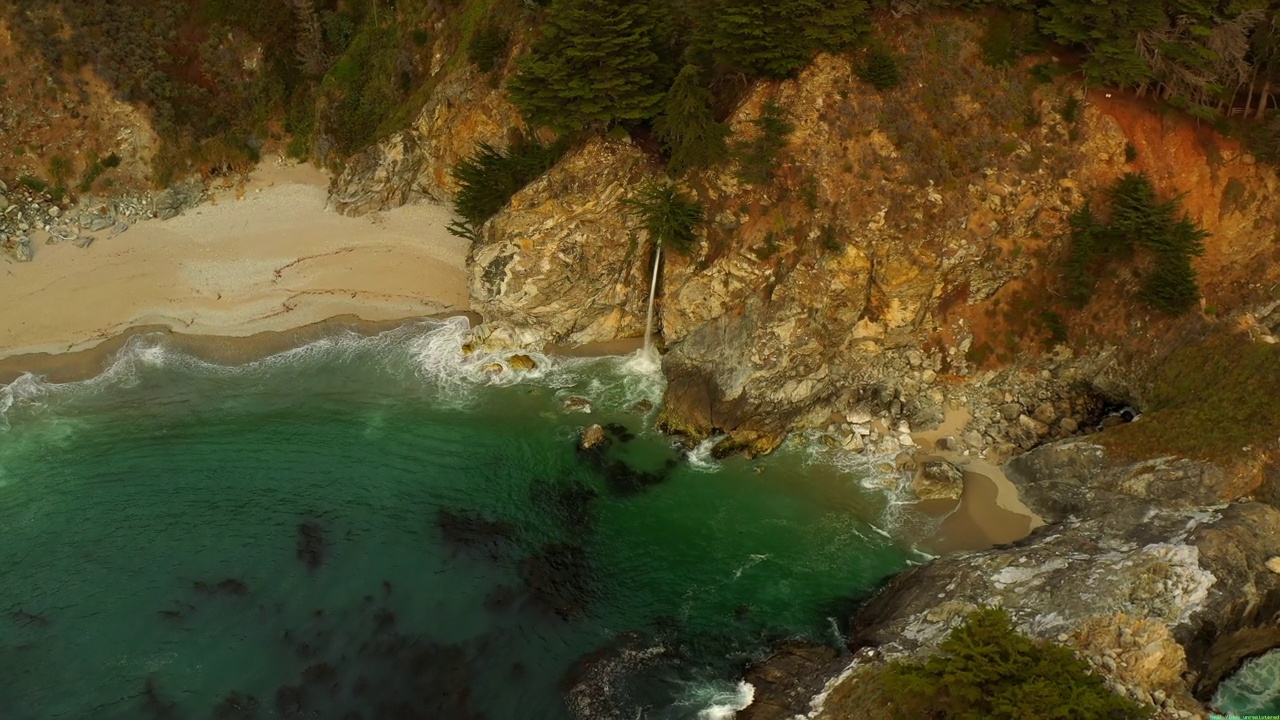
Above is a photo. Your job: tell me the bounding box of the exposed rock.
[736,641,844,720]
[999,403,1024,421]
[563,396,592,413]
[1267,557,1280,574]
[579,424,607,451]
[329,64,522,215]
[507,354,537,371]
[914,459,964,501]
[469,138,655,349]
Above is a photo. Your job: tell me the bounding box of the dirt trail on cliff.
[0,164,469,362]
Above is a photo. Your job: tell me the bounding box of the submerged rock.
[563,632,678,720]
[563,396,592,413]
[435,509,516,561]
[519,542,594,619]
[296,521,327,571]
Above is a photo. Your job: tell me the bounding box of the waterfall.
[643,242,662,354]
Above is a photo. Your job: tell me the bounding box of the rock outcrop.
[467,138,657,349]
[740,441,1280,718]
[329,65,522,216]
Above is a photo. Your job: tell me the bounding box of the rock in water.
[296,522,326,570]
[563,396,593,413]
[508,354,537,371]
[915,459,965,501]
[580,424,607,451]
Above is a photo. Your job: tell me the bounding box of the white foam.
[1215,649,1280,714]
[1,319,669,431]
[687,436,726,473]
[696,681,756,720]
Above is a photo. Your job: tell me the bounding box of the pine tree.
[858,44,902,90]
[800,0,871,54]
[508,0,672,132]
[703,0,812,79]
[654,64,730,177]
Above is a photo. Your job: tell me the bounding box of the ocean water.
[1215,650,1280,716]
[0,318,920,720]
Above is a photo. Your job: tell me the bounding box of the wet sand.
[0,163,470,367]
[912,408,1046,553]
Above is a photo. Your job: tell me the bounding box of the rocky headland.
[4,6,1280,718]
[323,15,1280,718]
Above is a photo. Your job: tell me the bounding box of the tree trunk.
[1258,78,1272,119]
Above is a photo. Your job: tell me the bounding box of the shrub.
[858,44,903,90]
[449,135,569,236]
[467,20,509,73]
[731,100,794,185]
[622,180,704,255]
[882,608,1147,720]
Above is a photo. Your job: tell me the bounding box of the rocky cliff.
[352,19,1279,461]
[325,16,1280,718]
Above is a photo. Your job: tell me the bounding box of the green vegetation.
[447,136,568,239]
[508,0,671,132]
[701,0,870,79]
[858,43,903,90]
[654,65,731,178]
[731,101,794,185]
[467,19,509,73]
[1105,333,1280,462]
[1063,173,1208,314]
[622,181,704,255]
[882,608,1147,720]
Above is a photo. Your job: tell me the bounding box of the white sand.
[0,163,469,359]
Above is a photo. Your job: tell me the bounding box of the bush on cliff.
[1062,172,1207,314]
[858,43,904,90]
[731,100,794,185]
[448,136,568,238]
[882,608,1147,720]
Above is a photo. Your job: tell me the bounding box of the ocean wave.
[0,317,667,429]
[1215,649,1280,714]
[693,681,755,720]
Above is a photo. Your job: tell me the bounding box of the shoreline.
[0,162,470,363]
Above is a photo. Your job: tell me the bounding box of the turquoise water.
[1215,650,1280,716]
[0,319,918,720]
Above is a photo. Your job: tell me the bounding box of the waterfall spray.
[643,242,662,355]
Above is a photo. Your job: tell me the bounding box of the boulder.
[579,425,607,451]
[915,459,965,501]
[507,354,537,371]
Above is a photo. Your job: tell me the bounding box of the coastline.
[0,162,470,367]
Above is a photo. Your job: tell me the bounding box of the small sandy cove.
[0,163,469,366]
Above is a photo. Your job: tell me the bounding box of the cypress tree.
[654,64,730,177]
[508,0,672,133]
[800,0,871,54]
[703,0,813,79]
[858,44,903,90]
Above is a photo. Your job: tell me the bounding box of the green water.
[1215,650,1280,716]
[0,319,918,720]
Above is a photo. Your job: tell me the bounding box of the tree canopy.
[508,0,673,132]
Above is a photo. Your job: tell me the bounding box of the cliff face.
[329,64,522,216]
[396,21,1278,459]
[467,138,657,349]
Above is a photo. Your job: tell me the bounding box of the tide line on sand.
[0,162,470,366]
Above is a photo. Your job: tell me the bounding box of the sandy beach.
[912,408,1046,553]
[0,163,469,375]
